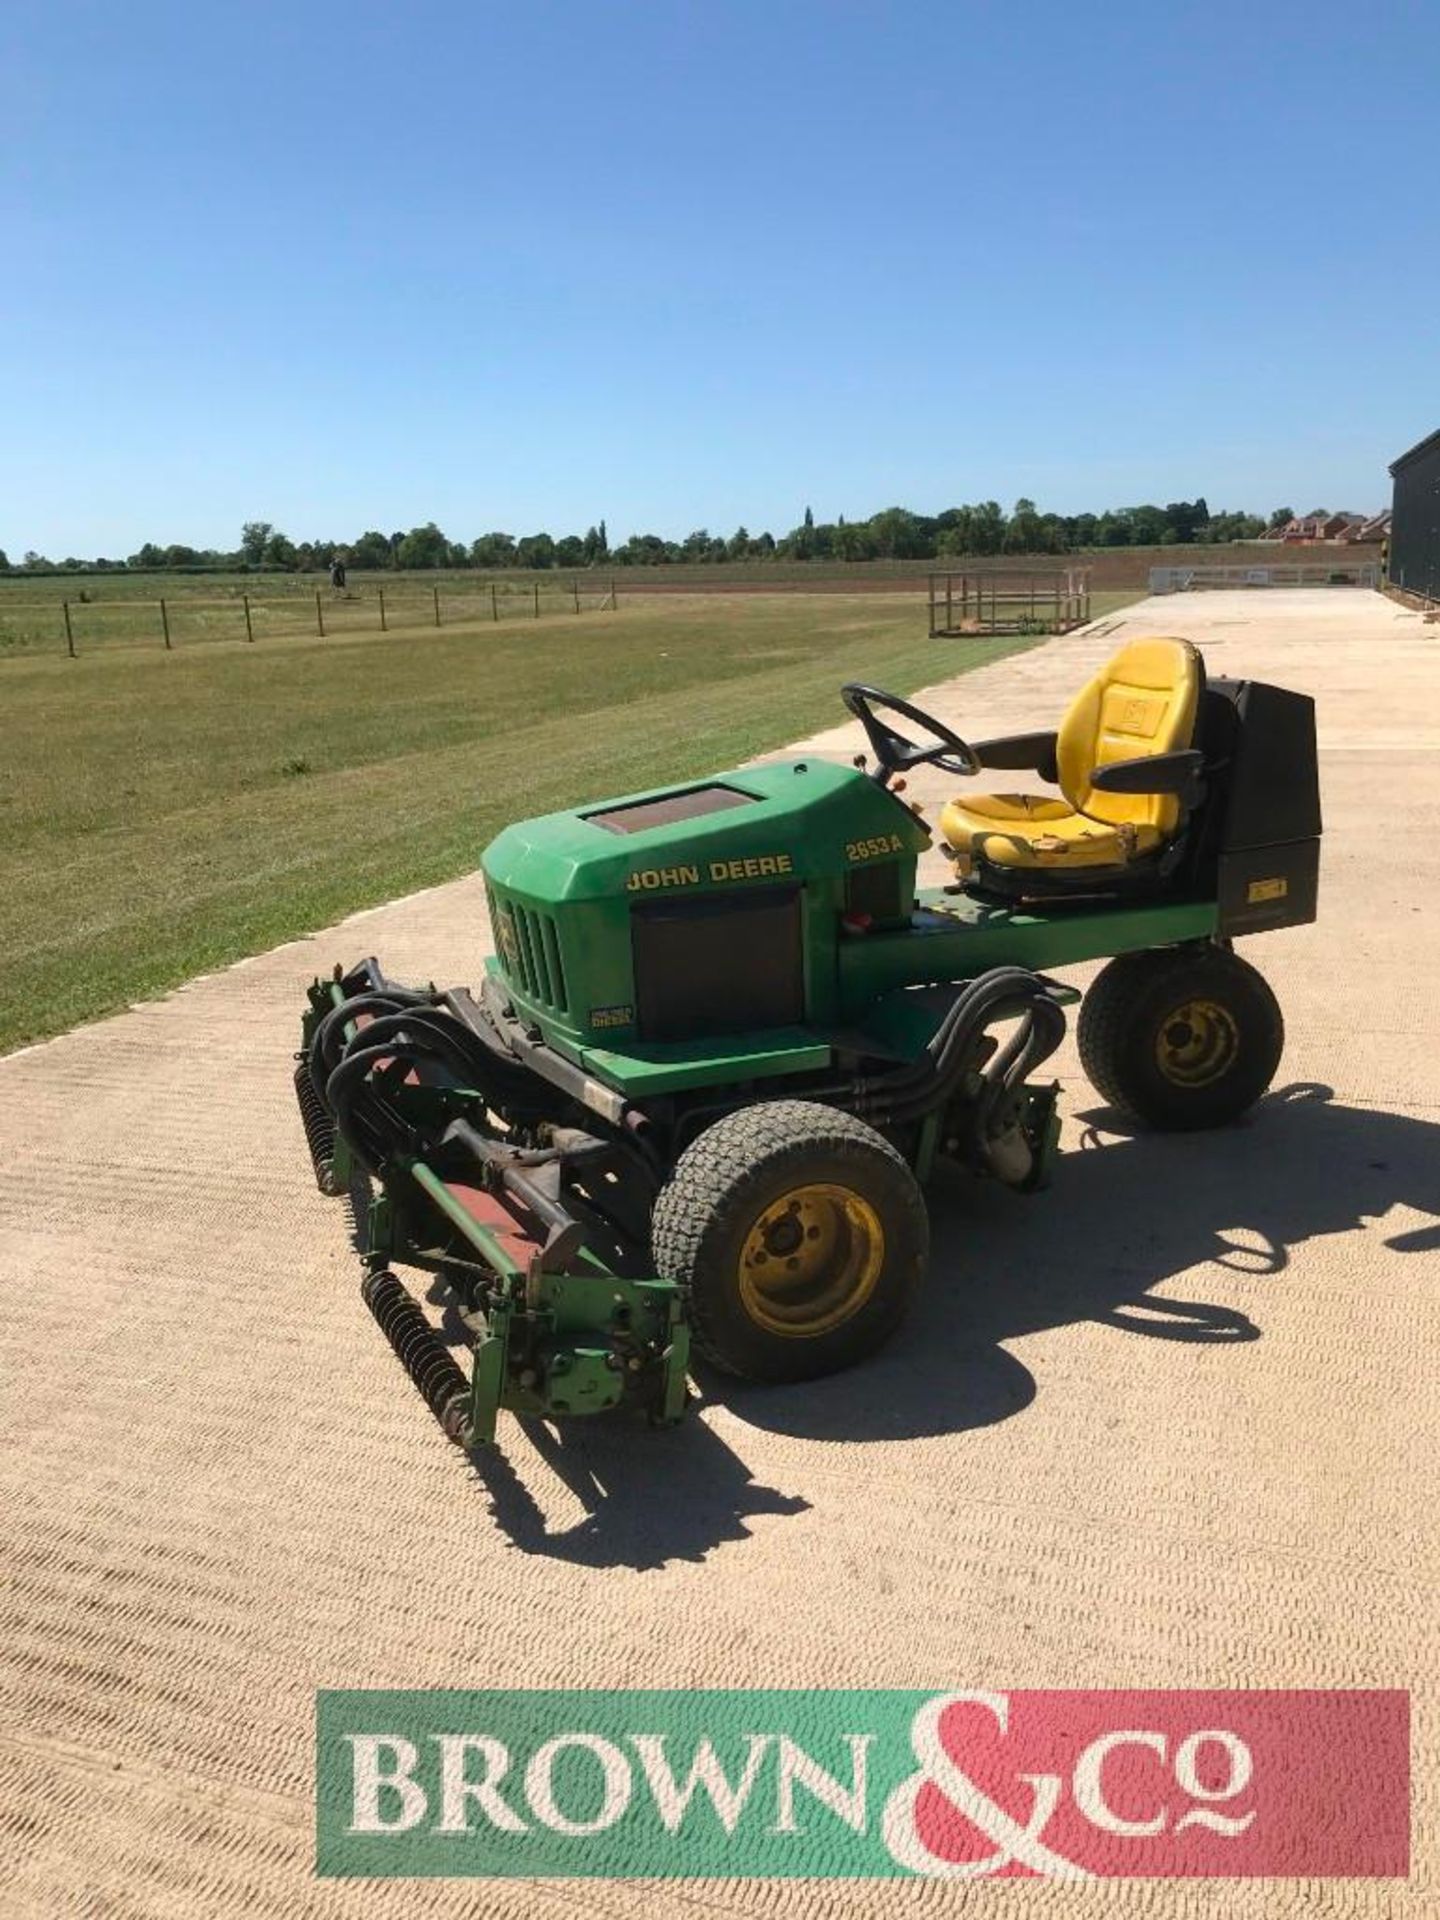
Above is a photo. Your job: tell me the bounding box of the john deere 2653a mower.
[293,636,1320,1445]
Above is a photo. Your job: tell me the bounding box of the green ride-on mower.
[293,636,1320,1447]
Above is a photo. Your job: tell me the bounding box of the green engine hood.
[479,758,930,1060]
[481,757,930,905]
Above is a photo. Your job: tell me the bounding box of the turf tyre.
[1078,945,1284,1130]
[651,1100,928,1382]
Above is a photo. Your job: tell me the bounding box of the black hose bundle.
[778,966,1061,1126]
[856,966,1061,1126]
[668,967,1065,1159]
[307,987,432,1105]
[845,967,1066,1185]
[309,986,652,1187]
[314,994,506,1176]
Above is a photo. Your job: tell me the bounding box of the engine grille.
[493,896,569,1013]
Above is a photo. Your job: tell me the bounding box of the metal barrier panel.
[1149,563,1378,593]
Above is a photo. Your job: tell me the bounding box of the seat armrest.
[1090,749,1205,802]
[971,730,1059,781]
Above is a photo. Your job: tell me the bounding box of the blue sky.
[2,0,1434,555]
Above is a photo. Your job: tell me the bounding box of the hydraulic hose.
[316,990,657,1192]
[669,967,1063,1151]
[874,999,1061,1128]
[853,967,1061,1124]
[308,988,432,1103]
[325,1041,429,1173]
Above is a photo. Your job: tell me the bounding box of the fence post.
[160,598,172,650]
[433,585,441,628]
[63,600,76,658]
[572,575,580,614]
[610,577,618,610]
[243,592,254,642]
[315,591,325,638]
[491,582,499,622]
[378,587,387,632]
[533,581,540,619]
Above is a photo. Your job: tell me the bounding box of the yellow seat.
[939,636,1202,872]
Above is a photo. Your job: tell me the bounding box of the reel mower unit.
[293,637,1320,1447]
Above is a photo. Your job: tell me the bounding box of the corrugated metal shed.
[1388,429,1440,600]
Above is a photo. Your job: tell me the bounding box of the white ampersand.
[881,1692,1092,1879]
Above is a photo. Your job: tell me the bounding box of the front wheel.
[651,1101,928,1382]
[1078,946,1284,1131]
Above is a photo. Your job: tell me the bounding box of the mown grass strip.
[1,591,1136,1050]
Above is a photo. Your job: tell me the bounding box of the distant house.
[1269,509,1382,545]
[1337,510,1389,545]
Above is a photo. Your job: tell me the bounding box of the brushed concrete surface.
[1,589,1435,1916]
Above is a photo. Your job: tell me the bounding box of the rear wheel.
[1078,945,1284,1130]
[651,1101,928,1382]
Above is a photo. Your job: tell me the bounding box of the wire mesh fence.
[0,577,620,658]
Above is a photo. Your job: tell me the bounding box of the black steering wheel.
[840,683,980,783]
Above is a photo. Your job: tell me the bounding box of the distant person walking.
[329,555,346,590]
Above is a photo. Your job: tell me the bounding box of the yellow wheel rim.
[737,1183,885,1338]
[1155,997,1239,1088]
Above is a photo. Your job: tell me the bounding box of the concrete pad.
[1,589,1435,1915]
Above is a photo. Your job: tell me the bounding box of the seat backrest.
[1056,636,1202,837]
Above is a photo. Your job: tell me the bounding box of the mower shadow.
[453,1082,1437,1566]
[466,1409,810,1571]
[720,1082,1440,1445]
[417,1260,810,1571]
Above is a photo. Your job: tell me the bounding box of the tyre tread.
[651,1100,927,1378]
[1078,946,1284,1129]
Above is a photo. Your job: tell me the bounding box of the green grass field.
[0,588,1140,1052]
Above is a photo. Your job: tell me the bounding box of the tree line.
[2,498,1295,576]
